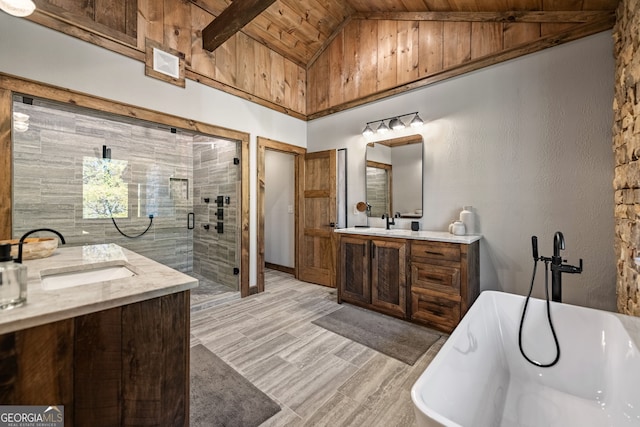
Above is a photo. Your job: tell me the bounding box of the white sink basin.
[40,262,136,290]
[411,291,640,427]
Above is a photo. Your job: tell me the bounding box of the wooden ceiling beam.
[351,10,615,23]
[202,0,277,52]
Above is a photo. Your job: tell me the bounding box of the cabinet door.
[339,236,371,304]
[371,239,406,317]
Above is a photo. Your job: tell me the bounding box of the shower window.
[82,157,129,219]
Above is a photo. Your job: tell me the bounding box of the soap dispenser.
[0,244,28,310]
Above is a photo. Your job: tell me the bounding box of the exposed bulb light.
[361,112,423,137]
[362,123,374,136]
[410,113,424,128]
[0,0,36,17]
[376,121,390,134]
[389,117,405,130]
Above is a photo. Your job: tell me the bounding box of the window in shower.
[82,157,129,219]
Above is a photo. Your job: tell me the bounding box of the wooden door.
[298,150,336,287]
[371,238,407,318]
[338,235,371,304]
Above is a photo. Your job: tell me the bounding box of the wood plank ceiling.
[20,0,620,119]
[197,0,619,68]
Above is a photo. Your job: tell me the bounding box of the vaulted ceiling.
[22,0,620,119]
[196,0,619,68]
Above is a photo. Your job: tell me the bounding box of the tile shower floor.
[189,269,447,427]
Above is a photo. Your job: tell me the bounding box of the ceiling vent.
[152,48,180,79]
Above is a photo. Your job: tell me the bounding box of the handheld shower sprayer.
[518,234,561,368]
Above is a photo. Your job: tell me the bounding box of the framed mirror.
[365,134,423,218]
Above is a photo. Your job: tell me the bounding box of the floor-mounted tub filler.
[411,290,640,427]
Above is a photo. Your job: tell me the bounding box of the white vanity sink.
[411,291,640,427]
[40,262,136,290]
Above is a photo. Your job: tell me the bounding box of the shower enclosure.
[11,95,240,293]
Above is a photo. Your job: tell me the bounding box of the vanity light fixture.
[0,0,35,17]
[362,112,423,136]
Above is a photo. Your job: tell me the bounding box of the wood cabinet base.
[337,233,480,334]
[0,292,190,426]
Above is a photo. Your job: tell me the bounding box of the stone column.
[613,0,640,316]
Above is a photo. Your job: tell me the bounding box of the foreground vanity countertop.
[335,227,482,244]
[0,243,197,334]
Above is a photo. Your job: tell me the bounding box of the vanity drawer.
[411,289,461,333]
[411,262,460,295]
[411,241,460,262]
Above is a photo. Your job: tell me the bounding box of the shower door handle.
[187,213,194,230]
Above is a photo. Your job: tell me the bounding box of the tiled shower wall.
[12,97,238,285]
[192,137,240,289]
[613,0,640,316]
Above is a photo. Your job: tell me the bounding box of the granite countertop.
[335,227,482,244]
[0,244,198,334]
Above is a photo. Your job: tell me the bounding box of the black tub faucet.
[550,231,583,302]
[15,228,66,264]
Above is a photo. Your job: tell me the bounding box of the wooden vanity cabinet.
[338,234,407,318]
[410,240,479,332]
[337,232,480,333]
[0,292,190,426]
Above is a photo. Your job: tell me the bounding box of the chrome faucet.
[549,232,583,302]
[382,213,395,230]
[15,228,66,264]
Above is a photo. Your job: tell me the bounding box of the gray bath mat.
[190,344,280,427]
[312,305,441,365]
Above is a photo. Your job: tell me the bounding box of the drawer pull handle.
[425,251,444,256]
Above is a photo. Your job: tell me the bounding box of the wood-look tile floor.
[189,271,240,312]
[190,269,447,427]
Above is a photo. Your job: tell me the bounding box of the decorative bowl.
[0,237,59,260]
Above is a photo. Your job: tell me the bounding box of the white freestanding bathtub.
[411,291,640,427]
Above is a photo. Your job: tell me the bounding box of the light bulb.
[389,117,405,130]
[410,113,424,128]
[376,121,389,134]
[362,124,374,136]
